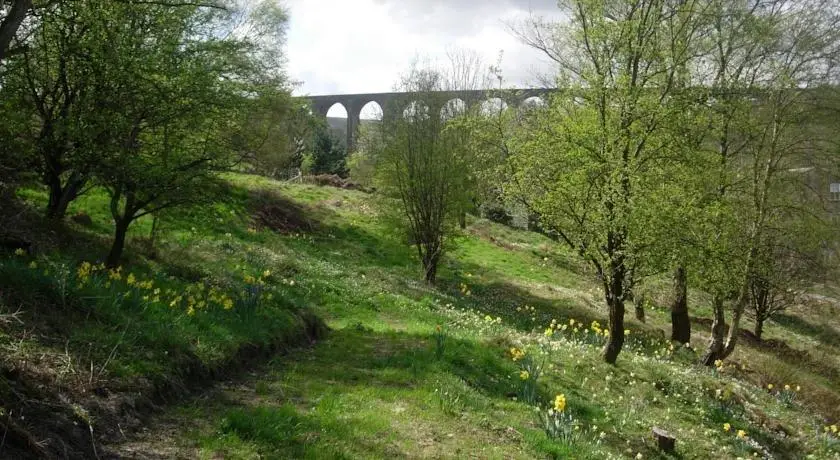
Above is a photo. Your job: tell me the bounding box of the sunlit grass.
[3,173,838,459]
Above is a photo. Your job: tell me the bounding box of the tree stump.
[652,427,676,453]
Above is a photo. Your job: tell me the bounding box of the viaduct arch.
[304,89,553,152]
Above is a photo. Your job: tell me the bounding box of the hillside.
[0,174,838,459]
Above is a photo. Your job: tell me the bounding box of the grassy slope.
[2,174,839,459]
[110,175,838,459]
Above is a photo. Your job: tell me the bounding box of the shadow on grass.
[773,312,840,348]
[189,326,601,459]
[277,327,519,400]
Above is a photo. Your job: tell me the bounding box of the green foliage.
[240,95,318,178]
[505,0,708,363]
[307,123,348,177]
[370,66,470,283]
[0,0,294,267]
[3,176,839,459]
[433,324,446,359]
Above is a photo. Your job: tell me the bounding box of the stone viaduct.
[303,88,553,151]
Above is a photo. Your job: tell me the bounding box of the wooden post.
[652,427,676,453]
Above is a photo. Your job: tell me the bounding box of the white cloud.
[284,0,563,98]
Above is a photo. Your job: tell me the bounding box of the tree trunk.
[670,266,690,343]
[754,317,764,341]
[720,292,746,359]
[106,219,130,268]
[634,295,646,323]
[149,213,160,246]
[45,173,86,220]
[0,0,32,63]
[458,210,466,229]
[603,295,626,364]
[422,246,440,285]
[701,295,726,365]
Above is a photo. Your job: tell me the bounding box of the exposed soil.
[250,189,321,234]
[303,174,368,192]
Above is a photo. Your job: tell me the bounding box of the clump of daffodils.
[775,382,800,407]
[74,260,239,316]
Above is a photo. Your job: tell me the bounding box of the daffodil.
[832,425,838,434]
[554,394,566,412]
[519,370,529,380]
[723,423,731,432]
[736,429,747,439]
[510,348,526,361]
[767,383,774,390]
[14,248,25,256]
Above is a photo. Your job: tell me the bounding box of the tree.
[306,122,347,177]
[508,0,708,364]
[238,92,318,179]
[1,1,108,219]
[699,0,840,364]
[371,65,469,284]
[89,0,289,267]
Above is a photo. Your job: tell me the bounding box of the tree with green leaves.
[238,93,318,179]
[91,1,289,266]
[509,0,708,364]
[697,0,840,364]
[1,0,290,264]
[1,1,108,219]
[371,64,473,284]
[305,122,347,177]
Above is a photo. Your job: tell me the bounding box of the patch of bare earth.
[250,189,321,234]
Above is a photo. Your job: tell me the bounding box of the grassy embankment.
[1,173,839,459]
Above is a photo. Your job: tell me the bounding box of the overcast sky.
[284,0,563,117]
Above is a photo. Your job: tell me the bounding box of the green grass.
[2,173,840,459]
